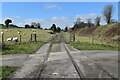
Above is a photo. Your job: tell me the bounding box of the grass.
[0,66,17,79]
[53,34,61,43]
[75,35,108,44]
[0,28,52,45]
[61,32,70,43]
[92,23,119,37]
[75,35,119,47]
[75,23,120,47]
[0,27,53,55]
[61,31,119,50]
[69,41,119,51]
[0,26,19,28]
[1,41,44,55]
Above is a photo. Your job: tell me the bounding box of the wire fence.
[0,33,54,45]
[62,33,75,42]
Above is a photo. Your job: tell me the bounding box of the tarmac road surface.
[40,43,118,79]
[0,43,118,79]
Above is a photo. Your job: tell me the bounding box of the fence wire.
[1,33,54,45]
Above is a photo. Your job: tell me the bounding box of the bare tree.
[103,4,113,24]
[31,22,37,28]
[95,17,101,27]
[87,19,91,27]
[76,17,81,24]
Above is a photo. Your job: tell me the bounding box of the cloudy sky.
[1,2,118,29]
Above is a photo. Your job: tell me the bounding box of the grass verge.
[69,42,119,51]
[1,41,44,55]
[0,66,17,79]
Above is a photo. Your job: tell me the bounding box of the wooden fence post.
[34,34,37,42]
[20,35,21,42]
[1,33,4,44]
[70,34,72,42]
[70,33,75,42]
[31,34,33,42]
[73,34,75,41]
[92,37,94,44]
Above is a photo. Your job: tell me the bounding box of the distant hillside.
[0,24,20,28]
[77,23,120,41]
[0,25,21,28]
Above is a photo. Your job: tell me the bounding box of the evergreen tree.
[57,27,61,33]
[25,24,30,28]
[65,26,68,32]
[50,24,57,32]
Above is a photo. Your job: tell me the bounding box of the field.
[75,35,119,47]
[62,32,120,51]
[75,23,120,47]
[0,26,20,29]
[61,23,120,47]
[0,28,52,45]
[0,28,54,54]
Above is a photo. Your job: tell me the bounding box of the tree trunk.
[6,24,8,28]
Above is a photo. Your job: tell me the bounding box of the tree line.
[71,4,118,30]
[3,4,118,32]
[25,22,42,29]
[3,19,67,33]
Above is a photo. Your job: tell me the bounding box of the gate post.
[1,32,4,44]
[20,34,21,42]
[73,34,75,41]
[70,33,75,42]
[70,34,72,42]
[34,34,37,42]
